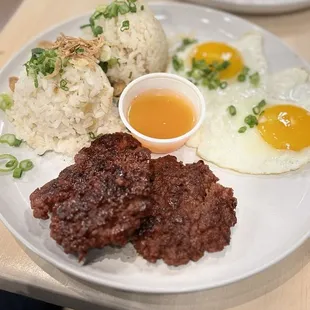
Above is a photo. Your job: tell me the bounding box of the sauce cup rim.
[118,72,206,144]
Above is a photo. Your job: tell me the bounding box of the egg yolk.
[191,42,244,79]
[257,105,310,151]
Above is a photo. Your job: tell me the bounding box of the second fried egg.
[195,68,310,174]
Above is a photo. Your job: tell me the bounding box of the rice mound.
[93,1,169,85]
[7,59,124,155]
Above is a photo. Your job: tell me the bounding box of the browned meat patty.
[133,155,237,266]
[30,133,152,260]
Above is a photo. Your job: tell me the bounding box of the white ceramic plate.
[185,0,310,14]
[0,2,310,293]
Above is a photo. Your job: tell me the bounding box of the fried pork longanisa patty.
[30,133,152,260]
[133,155,237,266]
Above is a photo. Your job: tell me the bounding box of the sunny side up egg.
[195,68,310,175]
[169,32,268,87]
[169,32,310,174]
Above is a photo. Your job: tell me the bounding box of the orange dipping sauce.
[128,89,196,139]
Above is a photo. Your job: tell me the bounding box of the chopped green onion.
[176,38,198,52]
[207,80,219,90]
[5,160,17,168]
[120,20,130,32]
[220,81,228,89]
[238,126,247,133]
[128,0,137,13]
[60,79,69,91]
[172,55,184,72]
[242,66,250,75]
[0,134,22,147]
[103,2,118,19]
[25,48,59,88]
[258,99,266,108]
[19,159,34,171]
[75,47,85,54]
[252,99,267,115]
[93,25,103,36]
[99,61,108,73]
[0,154,18,172]
[119,4,130,14]
[0,93,13,111]
[108,57,119,67]
[88,132,96,140]
[128,71,133,79]
[252,106,261,115]
[216,60,230,71]
[190,69,203,80]
[31,48,45,56]
[80,24,91,29]
[13,167,23,179]
[249,72,260,86]
[244,114,258,128]
[228,105,237,116]
[141,5,144,10]
[237,74,246,82]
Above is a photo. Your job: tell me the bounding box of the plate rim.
[0,1,309,294]
[203,0,310,14]
[211,0,310,7]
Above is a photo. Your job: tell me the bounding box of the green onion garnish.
[141,5,144,10]
[228,105,237,116]
[84,0,138,37]
[119,3,130,14]
[238,126,247,133]
[120,20,130,32]
[13,167,23,179]
[216,60,230,71]
[190,69,203,81]
[0,154,18,172]
[172,55,184,72]
[60,79,69,91]
[242,66,250,75]
[176,38,198,52]
[88,132,96,140]
[186,57,230,90]
[0,93,13,111]
[258,99,266,108]
[93,25,103,36]
[249,72,260,86]
[25,48,59,88]
[252,99,267,115]
[31,48,45,56]
[99,61,108,73]
[75,47,85,54]
[244,114,258,128]
[5,160,17,168]
[19,159,34,171]
[80,24,91,29]
[220,81,228,89]
[237,74,246,82]
[252,106,261,115]
[0,134,22,147]
[108,57,120,67]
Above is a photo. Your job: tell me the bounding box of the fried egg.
[169,32,268,85]
[195,68,310,174]
[169,32,310,174]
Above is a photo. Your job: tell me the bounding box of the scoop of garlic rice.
[92,1,169,85]
[7,59,124,155]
